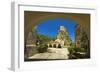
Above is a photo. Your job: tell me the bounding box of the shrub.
[68,47,87,59]
[37,44,48,53]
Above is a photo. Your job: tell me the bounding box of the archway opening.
[30,18,76,48]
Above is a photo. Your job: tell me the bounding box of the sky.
[34,18,76,42]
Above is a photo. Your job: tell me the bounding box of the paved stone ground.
[29,48,69,59]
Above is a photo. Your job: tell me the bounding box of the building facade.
[48,26,71,48]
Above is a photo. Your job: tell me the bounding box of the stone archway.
[24,11,90,42]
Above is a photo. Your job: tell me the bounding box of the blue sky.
[34,18,76,42]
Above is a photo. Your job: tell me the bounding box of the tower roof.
[60,26,66,32]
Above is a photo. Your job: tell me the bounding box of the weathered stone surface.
[56,26,71,47]
[48,26,71,48]
[26,31,36,44]
[29,48,69,59]
[47,48,69,56]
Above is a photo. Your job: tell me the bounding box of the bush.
[74,48,86,52]
[68,48,75,54]
[37,44,48,53]
[68,47,87,59]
